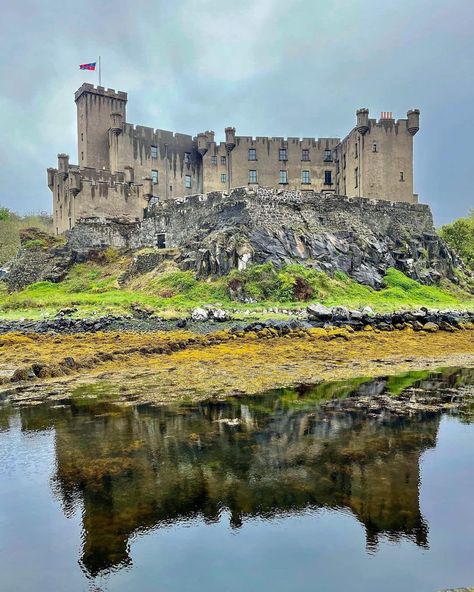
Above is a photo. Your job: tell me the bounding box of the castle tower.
[75,83,128,170]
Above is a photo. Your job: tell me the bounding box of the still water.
[0,368,473,592]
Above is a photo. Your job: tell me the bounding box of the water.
[0,368,473,592]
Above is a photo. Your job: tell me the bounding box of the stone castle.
[48,83,420,235]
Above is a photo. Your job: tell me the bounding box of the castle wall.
[201,136,339,193]
[112,124,202,198]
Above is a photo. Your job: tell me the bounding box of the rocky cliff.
[7,188,465,290]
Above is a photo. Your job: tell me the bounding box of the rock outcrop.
[5,228,72,291]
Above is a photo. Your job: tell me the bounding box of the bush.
[440,211,474,270]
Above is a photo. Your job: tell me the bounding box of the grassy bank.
[0,257,473,320]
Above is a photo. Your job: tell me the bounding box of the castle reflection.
[9,367,474,578]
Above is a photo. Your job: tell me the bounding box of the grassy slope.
[0,209,53,265]
[0,256,472,320]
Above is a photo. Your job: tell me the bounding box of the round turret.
[197,133,208,156]
[356,108,369,135]
[407,109,420,136]
[225,127,236,152]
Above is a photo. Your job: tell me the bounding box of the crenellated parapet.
[74,83,128,103]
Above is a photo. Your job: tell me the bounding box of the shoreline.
[1,325,473,408]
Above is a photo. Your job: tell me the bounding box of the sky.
[0,0,473,226]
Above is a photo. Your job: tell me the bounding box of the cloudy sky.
[1,0,473,225]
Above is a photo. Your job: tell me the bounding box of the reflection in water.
[3,367,474,579]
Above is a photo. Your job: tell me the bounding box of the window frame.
[151,145,158,159]
[220,155,227,165]
[279,148,287,161]
[248,169,258,184]
[151,169,159,184]
[211,155,217,165]
[301,149,310,162]
[324,149,333,162]
[248,148,257,161]
[324,170,332,185]
[184,174,192,189]
[279,169,288,184]
[301,170,311,184]
[220,173,227,183]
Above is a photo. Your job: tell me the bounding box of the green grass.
[0,260,472,320]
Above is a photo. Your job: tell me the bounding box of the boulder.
[191,307,209,322]
[307,303,332,320]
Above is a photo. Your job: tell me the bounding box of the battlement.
[75,83,128,102]
[123,123,194,143]
[234,136,340,145]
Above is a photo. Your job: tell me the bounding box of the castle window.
[343,154,346,169]
[373,143,377,152]
[302,149,310,161]
[248,170,257,183]
[185,175,192,188]
[220,155,227,165]
[324,170,332,185]
[184,152,191,165]
[248,148,257,161]
[279,148,287,161]
[211,155,217,165]
[151,145,158,159]
[152,170,158,184]
[354,167,358,188]
[400,171,404,181]
[221,173,227,183]
[301,170,311,184]
[279,170,288,184]
[354,143,358,158]
[324,149,332,162]
[81,133,83,142]
[81,151,84,161]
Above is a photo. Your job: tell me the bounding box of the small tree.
[440,211,474,269]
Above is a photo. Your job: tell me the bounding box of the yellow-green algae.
[1,326,473,405]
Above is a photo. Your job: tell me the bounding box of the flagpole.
[99,56,101,86]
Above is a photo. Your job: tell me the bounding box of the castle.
[48,83,420,235]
